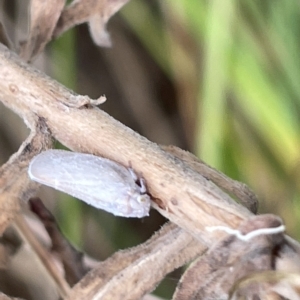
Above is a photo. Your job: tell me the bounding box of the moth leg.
[128,168,147,194]
[139,178,147,194]
[128,167,138,181]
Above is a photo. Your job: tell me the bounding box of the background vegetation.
[1,0,300,298]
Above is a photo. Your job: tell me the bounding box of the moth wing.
[28,150,137,216]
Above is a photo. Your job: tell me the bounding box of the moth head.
[127,192,151,218]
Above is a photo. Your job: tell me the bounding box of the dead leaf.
[19,0,65,61]
[53,0,130,47]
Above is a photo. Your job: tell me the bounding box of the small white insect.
[28,150,151,218]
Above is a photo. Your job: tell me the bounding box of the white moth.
[28,150,151,218]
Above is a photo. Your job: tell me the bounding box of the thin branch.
[29,197,88,286]
[68,223,205,299]
[0,117,52,235]
[13,214,71,298]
